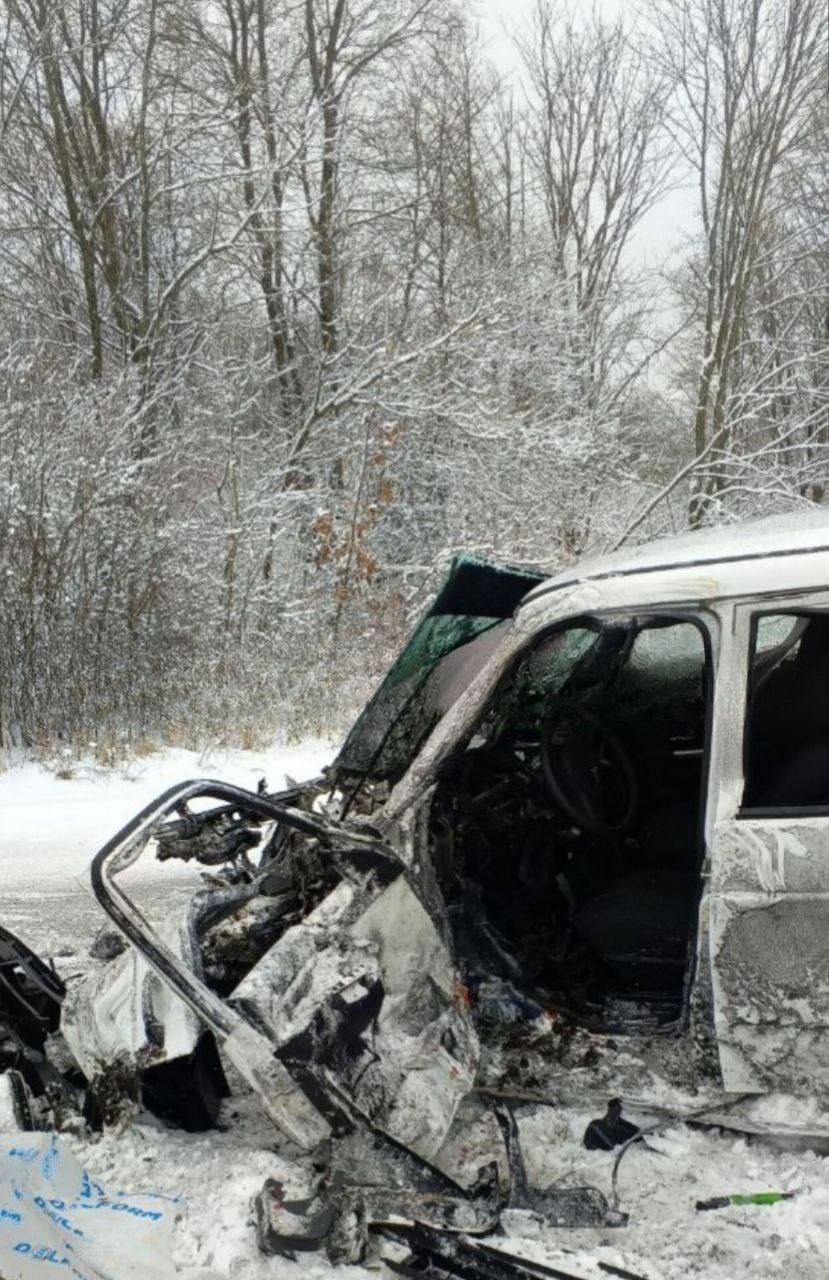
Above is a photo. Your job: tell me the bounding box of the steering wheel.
[539,698,639,835]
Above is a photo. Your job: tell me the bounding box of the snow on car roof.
[520,507,829,615]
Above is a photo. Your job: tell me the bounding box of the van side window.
[743,612,829,810]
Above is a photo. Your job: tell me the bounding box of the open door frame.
[706,594,829,1094]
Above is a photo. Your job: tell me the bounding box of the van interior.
[428,616,711,1032]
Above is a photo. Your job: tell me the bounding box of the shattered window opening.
[428,612,714,1036]
[334,555,544,785]
[742,609,829,814]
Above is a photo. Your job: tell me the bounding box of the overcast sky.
[476,0,625,64]
[471,0,699,268]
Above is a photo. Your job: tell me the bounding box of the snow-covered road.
[0,742,334,957]
[0,740,333,887]
[0,744,827,1280]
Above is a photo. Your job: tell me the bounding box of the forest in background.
[0,0,826,753]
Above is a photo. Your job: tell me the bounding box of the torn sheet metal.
[75,781,337,1152]
[69,780,477,1165]
[208,841,478,1161]
[62,912,203,1082]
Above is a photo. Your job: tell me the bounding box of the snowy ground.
[1,744,827,1279]
[0,741,333,958]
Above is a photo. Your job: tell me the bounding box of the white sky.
[471,0,699,268]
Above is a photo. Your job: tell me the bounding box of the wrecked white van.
[3,509,828,1269]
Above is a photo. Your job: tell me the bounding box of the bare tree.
[0,0,824,753]
[651,0,826,524]
[516,4,669,326]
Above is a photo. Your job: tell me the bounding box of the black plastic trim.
[738,806,829,820]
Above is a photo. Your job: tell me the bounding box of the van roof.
[519,507,829,617]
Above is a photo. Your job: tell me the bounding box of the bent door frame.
[706,592,829,1094]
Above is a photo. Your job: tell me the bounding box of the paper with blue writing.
[0,1135,179,1279]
